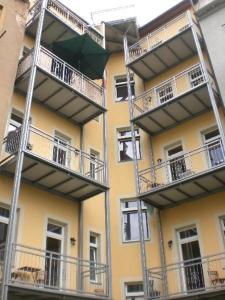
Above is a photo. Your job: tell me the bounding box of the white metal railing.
[2,126,106,185]
[27,0,103,47]
[17,47,104,107]
[148,252,225,299]
[139,139,225,194]
[132,64,207,118]
[127,12,191,64]
[7,244,109,297]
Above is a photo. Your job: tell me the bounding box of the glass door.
[178,227,205,293]
[203,129,224,167]
[167,145,186,181]
[53,134,70,167]
[45,223,64,288]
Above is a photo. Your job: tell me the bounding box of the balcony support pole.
[124,34,149,300]
[156,209,168,298]
[102,22,112,299]
[1,1,48,300]
[188,10,225,150]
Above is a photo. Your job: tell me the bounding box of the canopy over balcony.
[138,139,225,208]
[0,127,108,201]
[16,47,106,125]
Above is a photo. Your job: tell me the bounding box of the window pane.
[179,227,197,239]
[90,235,97,244]
[204,129,219,141]
[127,283,143,293]
[0,207,9,218]
[122,201,137,209]
[0,223,8,245]
[123,211,149,241]
[119,140,133,161]
[47,223,62,235]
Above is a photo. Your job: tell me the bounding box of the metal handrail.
[132,63,206,118]
[127,12,191,63]
[27,0,103,47]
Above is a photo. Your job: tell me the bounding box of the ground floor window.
[125,282,144,300]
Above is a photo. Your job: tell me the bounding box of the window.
[89,232,100,282]
[121,200,149,242]
[8,113,23,134]
[0,206,9,247]
[6,112,23,154]
[90,149,100,180]
[167,144,187,181]
[203,128,224,167]
[53,133,70,167]
[156,81,174,104]
[188,66,204,88]
[221,218,225,241]
[115,75,135,102]
[125,282,144,300]
[118,129,141,162]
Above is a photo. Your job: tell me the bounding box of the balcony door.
[178,227,205,293]
[45,222,64,289]
[167,144,187,182]
[53,133,70,167]
[203,129,224,167]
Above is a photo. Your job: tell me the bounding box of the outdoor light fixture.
[70,237,76,246]
[168,240,173,248]
[157,158,162,164]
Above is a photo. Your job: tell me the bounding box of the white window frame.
[121,200,150,243]
[89,232,100,283]
[53,132,71,168]
[117,128,141,162]
[125,282,144,299]
[115,75,135,102]
[202,128,223,167]
[156,80,174,104]
[166,143,186,182]
[188,66,204,88]
[90,149,100,181]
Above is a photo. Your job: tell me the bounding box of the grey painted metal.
[188,10,225,150]
[156,209,168,298]
[102,22,112,298]
[124,35,149,299]
[1,1,48,300]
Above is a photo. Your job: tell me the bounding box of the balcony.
[126,12,198,80]
[131,64,218,135]
[138,139,225,208]
[147,252,225,299]
[0,126,108,201]
[2,244,109,299]
[16,47,105,124]
[26,0,103,47]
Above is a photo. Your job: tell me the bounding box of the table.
[12,266,42,285]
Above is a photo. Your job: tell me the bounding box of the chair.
[34,270,46,285]
[208,271,225,286]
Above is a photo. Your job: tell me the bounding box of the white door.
[166,144,186,182]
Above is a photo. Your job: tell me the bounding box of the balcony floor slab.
[0,151,108,202]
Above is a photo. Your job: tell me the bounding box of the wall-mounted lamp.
[157,158,162,164]
[70,237,76,246]
[168,240,173,249]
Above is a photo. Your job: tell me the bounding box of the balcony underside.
[8,284,109,300]
[167,288,225,300]
[133,84,213,135]
[0,151,108,202]
[26,10,78,46]
[128,28,197,81]
[140,163,225,209]
[16,68,105,125]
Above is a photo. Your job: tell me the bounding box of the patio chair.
[208,270,225,286]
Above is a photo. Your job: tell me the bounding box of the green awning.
[52,34,110,80]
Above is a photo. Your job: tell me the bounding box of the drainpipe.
[1,1,48,300]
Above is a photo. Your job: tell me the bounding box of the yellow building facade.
[0,0,225,300]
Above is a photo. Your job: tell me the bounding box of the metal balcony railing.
[27,0,103,47]
[2,126,106,185]
[139,138,225,194]
[147,252,225,299]
[2,244,109,297]
[127,12,191,64]
[131,64,207,119]
[17,47,104,107]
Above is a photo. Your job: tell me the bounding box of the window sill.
[118,158,142,164]
[122,238,151,244]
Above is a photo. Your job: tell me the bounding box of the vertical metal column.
[188,10,225,149]
[123,35,149,299]
[77,126,84,291]
[102,22,112,299]
[156,209,168,297]
[1,1,47,300]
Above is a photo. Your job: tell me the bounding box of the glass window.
[53,133,70,167]
[118,129,141,162]
[203,128,224,167]
[115,75,135,102]
[167,144,187,181]
[126,282,144,300]
[221,218,225,241]
[90,232,100,282]
[8,113,23,133]
[47,223,63,235]
[121,200,149,242]
[188,66,204,88]
[156,81,174,104]
[90,149,100,180]
[0,206,9,247]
